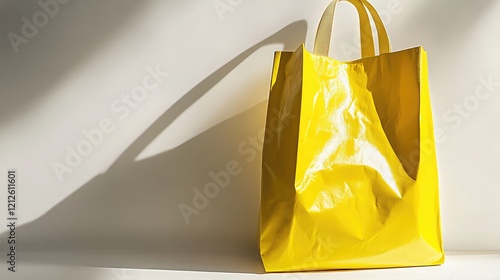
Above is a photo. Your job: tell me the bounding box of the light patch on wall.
[135,44,282,161]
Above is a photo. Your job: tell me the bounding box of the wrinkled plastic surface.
[259,44,444,272]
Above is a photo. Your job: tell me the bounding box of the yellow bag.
[259,0,444,272]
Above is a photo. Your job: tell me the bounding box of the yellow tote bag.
[259,0,444,272]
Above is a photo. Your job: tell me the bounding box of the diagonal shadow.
[0,20,307,274]
[0,0,155,125]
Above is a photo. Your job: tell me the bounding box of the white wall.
[0,0,499,271]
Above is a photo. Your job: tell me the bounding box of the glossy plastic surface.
[259,0,443,273]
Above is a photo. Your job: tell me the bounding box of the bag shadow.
[0,20,308,274]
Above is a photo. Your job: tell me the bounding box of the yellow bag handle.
[313,0,391,58]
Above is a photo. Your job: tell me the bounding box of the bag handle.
[359,0,391,54]
[313,0,391,58]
